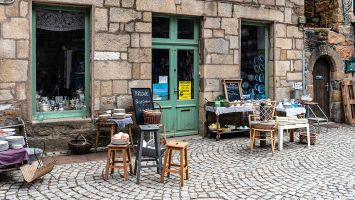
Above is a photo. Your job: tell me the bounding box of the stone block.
[204,79,220,92]
[101,81,112,96]
[176,0,204,15]
[121,53,128,60]
[140,33,152,47]
[125,22,135,32]
[275,38,292,49]
[116,95,133,109]
[0,90,13,101]
[274,61,290,76]
[286,26,303,38]
[276,0,285,6]
[16,40,29,58]
[132,63,140,79]
[105,0,120,6]
[275,23,286,37]
[284,8,292,24]
[0,6,5,22]
[131,33,140,47]
[234,50,240,65]
[95,8,108,32]
[0,39,16,58]
[5,1,19,16]
[3,18,29,39]
[94,61,132,80]
[110,8,142,23]
[140,63,151,79]
[218,2,232,17]
[331,71,345,80]
[204,17,220,29]
[287,72,302,81]
[233,4,284,23]
[204,1,218,16]
[0,83,15,89]
[203,29,213,38]
[122,0,135,7]
[109,23,120,33]
[128,80,151,93]
[225,35,238,49]
[128,48,151,63]
[336,46,352,60]
[143,12,152,22]
[274,87,291,101]
[213,29,224,38]
[95,33,130,51]
[101,96,116,110]
[113,80,128,94]
[94,52,120,60]
[287,50,302,60]
[293,60,302,71]
[16,83,26,100]
[328,31,346,45]
[259,0,275,5]
[0,60,28,82]
[94,97,100,110]
[20,1,28,17]
[295,39,303,49]
[136,0,176,13]
[135,22,151,33]
[202,65,240,78]
[94,81,100,98]
[221,18,238,35]
[205,38,229,54]
[211,54,233,65]
[280,49,287,60]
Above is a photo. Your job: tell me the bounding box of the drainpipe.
[0,0,15,5]
[302,48,306,95]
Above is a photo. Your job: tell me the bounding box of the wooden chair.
[248,101,277,155]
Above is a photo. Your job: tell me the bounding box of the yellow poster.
[179,81,191,100]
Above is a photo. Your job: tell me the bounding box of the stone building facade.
[304,0,355,122]
[0,0,305,151]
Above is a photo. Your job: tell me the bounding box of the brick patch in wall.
[94,51,121,61]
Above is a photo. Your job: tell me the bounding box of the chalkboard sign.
[223,79,243,102]
[131,88,154,125]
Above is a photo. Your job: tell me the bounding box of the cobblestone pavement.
[1,126,355,199]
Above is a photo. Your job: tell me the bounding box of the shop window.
[241,24,269,100]
[32,6,90,120]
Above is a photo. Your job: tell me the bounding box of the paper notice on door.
[179,81,191,100]
[159,76,168,83]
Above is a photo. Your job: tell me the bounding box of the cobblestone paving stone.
[1,126,355,199]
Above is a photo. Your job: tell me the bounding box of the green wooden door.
[152,16,199,137]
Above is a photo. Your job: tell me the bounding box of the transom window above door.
[152,16,199,42]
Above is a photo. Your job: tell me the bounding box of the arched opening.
[312,56,331,116]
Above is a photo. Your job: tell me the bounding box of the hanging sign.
[179,81,191,100]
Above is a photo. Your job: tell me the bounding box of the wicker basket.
[143,102,162,124]
[68,135,92,154]
[299,125,316,145]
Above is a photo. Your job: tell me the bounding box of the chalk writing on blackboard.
[223,79,243,102]
[131,88,154,125]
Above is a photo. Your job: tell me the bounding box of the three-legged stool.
[134,124,162,184]
[160,141,189,187]
[104,144,133,181]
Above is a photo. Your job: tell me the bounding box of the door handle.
[325,83,329,92]
[174,88,178,93]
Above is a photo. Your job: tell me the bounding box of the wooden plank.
[341,80,353,124]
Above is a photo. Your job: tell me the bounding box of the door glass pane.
[152,17,170,38]
[35,9,86,112]
[177,19,194,39]
[177,50,194,100]
[240,25,267,100]
[152,49,170,100]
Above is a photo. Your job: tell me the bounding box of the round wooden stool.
[160,141,189,187]
[104,144,133,181]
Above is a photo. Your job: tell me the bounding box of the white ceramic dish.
[125,113,132,118]
[0,140,9,151]
[5,136,25,146]
[114,108,125,113]
[2,128,15,132]
[112,113,126,119]
[11,144,24,149]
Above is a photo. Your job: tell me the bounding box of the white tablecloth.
[205,106,252,116]
[277,107,306,117]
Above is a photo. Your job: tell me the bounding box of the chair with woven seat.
[248,101,277,155]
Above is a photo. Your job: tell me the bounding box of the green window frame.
[32,4,91,120]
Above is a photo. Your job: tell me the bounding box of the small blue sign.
[153,83,168,101]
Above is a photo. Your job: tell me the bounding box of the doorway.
[152,16,199,137]
[313,57,330,116]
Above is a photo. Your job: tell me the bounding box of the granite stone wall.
[0,0,304,151]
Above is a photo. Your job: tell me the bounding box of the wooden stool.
[160,141,189,187]
[104,144,133,181]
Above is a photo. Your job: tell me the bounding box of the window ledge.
[32,117,92,125]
